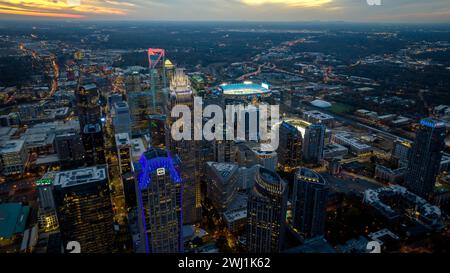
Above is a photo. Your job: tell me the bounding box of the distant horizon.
[1,18,450,26]
[0,1,449,24]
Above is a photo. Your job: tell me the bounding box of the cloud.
[0,0,449,22]
[0,0,130,18]
[240,0,332,7]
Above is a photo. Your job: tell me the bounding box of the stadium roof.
[311,99,332,108]
[220,82,271,97]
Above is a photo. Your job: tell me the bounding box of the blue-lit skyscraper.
[136,148,183,253]
[405,118,446,199]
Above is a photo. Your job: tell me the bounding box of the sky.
[0,0,449,23]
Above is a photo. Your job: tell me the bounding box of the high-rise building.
[115,133,136,209]
[76,84,101,130]
[302,124,325,165]
[206,162,240,214]
[55,133,84,166]
[405,118,446,199]
[292,168,328,238]
[35,176,59,232]
[247,167,287,253]
[136,148,183,253]
[81,124,106,166]
[126,72,152,137]
[148,48,168,115]
[112,101,132,136]
[277,121,303,172]
[252,149,278,172]
[0,139,28,176]
[167,69,201,224]
[115,133,133,175]
[392,139,412,167]
[149,114,167,148]
[53,165,114,253]
[76,83,105,166]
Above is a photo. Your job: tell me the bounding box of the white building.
[0,140,28,176]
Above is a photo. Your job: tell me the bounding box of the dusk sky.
[0,0,449,23]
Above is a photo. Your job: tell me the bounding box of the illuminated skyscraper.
[277,121,303,172]
[76,84,101,130]
[125,71,152,137]
[76,83,105,166]
[148,48,168,115]
[247,167,287,253]
[112,101,132,137]
[53,165,114,253]
[81,123,106,166]
[55,132,84,167]
[136,148,183,253]
[292,168,328,238]
[167,69,202,224]
[405,118,446,199]
[302,124,325,165]
[115,133,136,209]
[149,114,167,148]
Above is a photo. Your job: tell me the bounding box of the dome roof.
[311,99,332,108]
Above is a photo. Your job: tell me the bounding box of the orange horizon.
[0,9,86,18]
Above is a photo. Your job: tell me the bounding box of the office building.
[136,148,183,253]
[0,139,28,176]
[76,84,102,130]
[81,123,106,166]
[149,114,167,148]
[277,121,303,172]
[53,165,114,253]
[405,118,447,199]
[167,69,201,224]
[206,162,240,214]
[302,124,325,165]
[125,71,152,137]
[115,133,136,209]
[112,101,132,136]
[247,167,287,253]
[54,133,84,167]
[292,168,328,238]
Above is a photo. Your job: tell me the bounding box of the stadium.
[219,82,272,100]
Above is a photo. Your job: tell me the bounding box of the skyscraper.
[136,148,183,253]
[302,123,325,165]
[405,118,446,199]
[125,71,152,137]
[112,101,132,137]
[55,132,84,167]
[115,133,136,209]
[76,84,101,130]
[76,83,106,166]
[81,123,106,166]
[149,114,167,148]
[167,69,201,224]
[247,166,287,253]
[53,165,114,253]
[292,168,328,239]
[148,48,168,115]
[277,121,303,172]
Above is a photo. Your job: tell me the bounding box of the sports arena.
[219,82,271,100]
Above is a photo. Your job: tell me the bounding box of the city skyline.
[0,0,450,23]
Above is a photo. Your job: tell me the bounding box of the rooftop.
[53,165,107,188]
[220,82,271,96]
[421,118,446,129]
[0,203,30,239]
[0,139,25,154]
